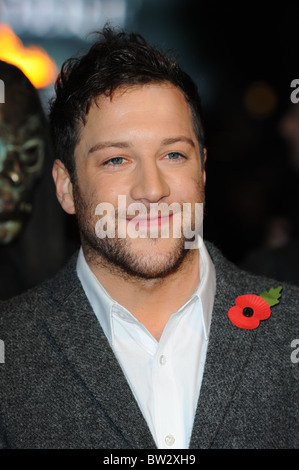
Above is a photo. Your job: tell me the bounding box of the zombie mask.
[0,119,44,243]
[0,61,46,244]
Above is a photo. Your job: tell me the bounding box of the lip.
[126,213,173,228]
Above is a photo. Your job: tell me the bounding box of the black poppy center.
[243,307,254,317]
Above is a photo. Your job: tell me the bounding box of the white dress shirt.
[76,242,216,449]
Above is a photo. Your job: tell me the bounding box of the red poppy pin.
[228,286,282,329]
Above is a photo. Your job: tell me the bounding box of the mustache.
[93,202,185,219]
[120,203,183,220]
[97,202,200,220]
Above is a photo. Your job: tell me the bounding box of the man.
[0,27,298,449]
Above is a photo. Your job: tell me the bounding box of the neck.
[84,246,200,341]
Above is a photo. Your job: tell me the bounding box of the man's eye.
[165,152,185,161]
[103,157,125,166]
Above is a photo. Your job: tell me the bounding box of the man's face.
[58,83,206,279]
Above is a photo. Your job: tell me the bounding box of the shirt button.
[118,311,127,319]
[159,355,166,366]
[165,434,175,446]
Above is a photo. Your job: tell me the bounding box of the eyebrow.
[88,135,195,155]
[160,136,195,148]
[88,141,130,154]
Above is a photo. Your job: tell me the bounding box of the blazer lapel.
[39,256,156,449]
[190,246,258,448]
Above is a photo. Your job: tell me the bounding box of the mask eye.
[22,145,39,166]
[20,139,44,173]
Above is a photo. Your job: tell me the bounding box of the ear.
[202,147,207,187]
[52,159,76,214]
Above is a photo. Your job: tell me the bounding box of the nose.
[130,159,170,203]
[1,152,24,186]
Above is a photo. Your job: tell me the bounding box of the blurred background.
[0,0,298,296]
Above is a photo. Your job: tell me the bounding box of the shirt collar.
[76,240,216,343]
[194,240,216,338]
[76,248,115,343]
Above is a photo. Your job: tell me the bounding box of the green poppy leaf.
[260,286,282,307]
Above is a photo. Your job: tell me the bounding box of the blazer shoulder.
[207,240,299,292]
[0,252,80,329]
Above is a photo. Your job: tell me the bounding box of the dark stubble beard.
[72,182,203,281]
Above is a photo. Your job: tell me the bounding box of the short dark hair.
[49,26,205,180]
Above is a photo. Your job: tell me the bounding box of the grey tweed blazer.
[0,242,298,449]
